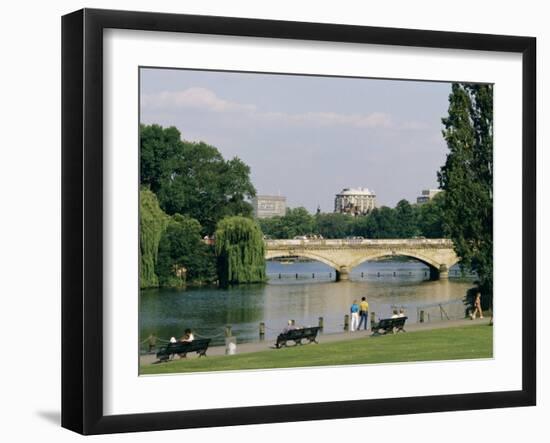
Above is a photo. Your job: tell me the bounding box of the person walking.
[350,300,360,332]
[471,291,484,319]
[358,297,369,330]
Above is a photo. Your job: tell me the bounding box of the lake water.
[140,260,475,349]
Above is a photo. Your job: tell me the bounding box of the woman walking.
[471,291,484,319]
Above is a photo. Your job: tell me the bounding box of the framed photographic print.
[62,8,536,435]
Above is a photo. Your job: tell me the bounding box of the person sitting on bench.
[166,336,177,360]
[178,329,194,358]
[283,320,300,333]
[275,325,319,348]
[179,328,194,343]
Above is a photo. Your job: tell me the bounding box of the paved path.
[140,317,491,366]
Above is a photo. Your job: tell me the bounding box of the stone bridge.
[265,238,459,281]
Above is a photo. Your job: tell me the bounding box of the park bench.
[275,326,320,348]
[371,317,408,336]
[156,338,211,362]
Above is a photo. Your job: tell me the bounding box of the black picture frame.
[62,8,536,435]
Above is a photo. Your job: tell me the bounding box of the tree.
[282,207,315,237]
[139,188,170,288]
[140,125,257,234]
[366,206,398,238]
[258,207,315,239]
[140,124,182,193]
[156,140,256,234]
[315,213,354,238]
[215,216,266,286]
[394,199,419,238]
[438,83,493,304]
[351,214,371,238]
[416,193,446,238]
[156,214,216,287]
[257,216,281,239]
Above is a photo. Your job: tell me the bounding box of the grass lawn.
[140,324,493,375]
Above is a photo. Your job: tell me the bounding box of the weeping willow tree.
[140,187,170,288]
[215,216,266,286]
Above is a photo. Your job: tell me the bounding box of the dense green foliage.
[259,197,446,239]
[140,188,170,288]
[215,217,266,286]
[395,199,418,237]
[258,207,316,239]
[416,193,446,238]
[140,124,256,234]
[156,215,217,287]
[139,124,259,287]
[140,125,183,194]
[365,206,400,238]
[141,324,492,374]
[439,84,493,300]
[315,212,355,239]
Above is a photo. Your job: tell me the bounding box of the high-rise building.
[334,187,376,216]
[252,195,287,218]
[416,189,443,204]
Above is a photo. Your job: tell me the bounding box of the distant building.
[252,195,287,218]
[334,187,376,216]
[416,189,443,204]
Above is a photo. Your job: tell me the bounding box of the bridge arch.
[265,251,340,271]
[349,251,442,271]
[349,251,459,280]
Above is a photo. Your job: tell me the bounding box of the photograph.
[138,68,494,375]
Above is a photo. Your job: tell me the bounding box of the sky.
[140,68,452,212]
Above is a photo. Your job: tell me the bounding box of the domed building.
[334,187,376,216]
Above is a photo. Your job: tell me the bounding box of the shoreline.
[140,316,491,367]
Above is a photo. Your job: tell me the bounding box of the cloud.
[142,87,257,113]
[280,111,392,128]
[142,87,392,129]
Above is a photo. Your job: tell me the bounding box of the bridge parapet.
[265,238,454,249]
